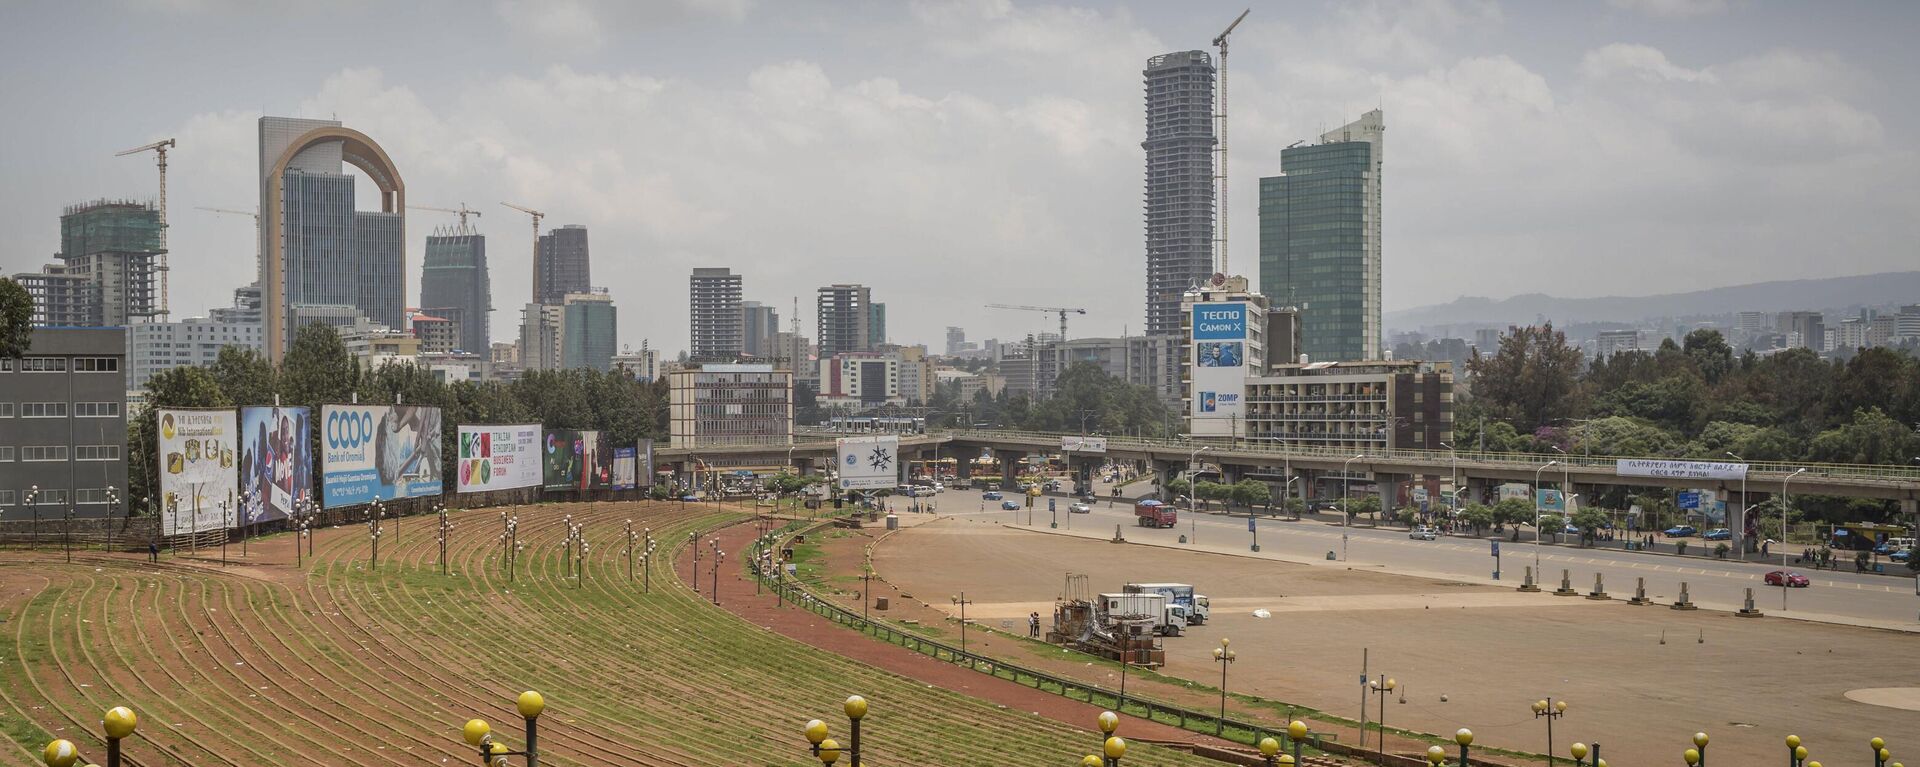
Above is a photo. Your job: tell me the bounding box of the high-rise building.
[12,266,99,327]
[1143,51,1217,338]
[668,364,794,448]
[419,226,490,354]
[689,268,743,361]
[1776,311,1824,351]
[867,302,887,347]
[1182,275,1269,440]
[561,291,617,371]
[1594,329,1645,360]
[816,284,873,358]
[536,225,591,305]
[1896,305,1920,341]
[518,303,564,372]
[1735,311,1772,334]
[0,328,128,518]
[258,116,405,362]
[945,326,967,356]
[612,342,660,381]
[741,301,779,360]
[1259,109,1385,362]
[57,200,162,326]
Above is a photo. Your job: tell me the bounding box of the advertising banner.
[612,447,637,490]
[320,405,444,508]
[543,430,605,491]
[157,408,237,536]
[836,436,899,490]
[1617,459,1747,481]
[239,406,311,523]
[1061,436,1108,454]
[1191,302,1248,423]
[1536,488,1566,513]
[457,424,543,493]
[639,439,655,487]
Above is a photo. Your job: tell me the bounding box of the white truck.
[1123,582,1211,626]
[1099,592,1187,637]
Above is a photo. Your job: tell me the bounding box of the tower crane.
[196,206,260,278]
[414,203,484,231]
[116,138,177,319]
[1212,9,1249,275]
[500,202,545,302]
[985,303,1087,341]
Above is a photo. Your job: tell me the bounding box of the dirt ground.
[863,517,1920,767]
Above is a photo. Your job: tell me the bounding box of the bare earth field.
[869,517,1920,767]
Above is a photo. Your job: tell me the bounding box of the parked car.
[1890,548,1913,562]
[1703,529,1732,541]
[1069,502,1092,514]
[1408,526,1438,541]
[1764,570,1811,587]
[1664,525,1698,538]
[1000,500,1021,511]
[1078,493,1098,504]
[982,490,1003,500]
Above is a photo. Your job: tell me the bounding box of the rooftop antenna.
[1212,8,1250,276]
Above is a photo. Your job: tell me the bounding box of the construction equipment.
[985,303,1086,341]
[1212,9,1249,275]
[500,202,545,302]
[414,203,483,230]
[196,206,260,278]
[117,138,177,319]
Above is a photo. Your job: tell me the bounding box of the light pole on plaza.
[1531,698,1567,767]
[1782,467,1806,610]
[803,695,872,767]
[1533,460,1558,574]
[1211,638,1235,736]
[950,592,973,653]
[436,504,453,575]
[1456,728,1476,767]
[1341,454,1364,561]
[461,691,546,767]
[1440,442,1459,520]
[709,538,723,606]
[1682,732,1711,767]
[1727,452,1749,558]
[42,705,138,767]
[1369,675,1397,763]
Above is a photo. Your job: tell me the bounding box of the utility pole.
[116,138,177,319]
[1212,9,1249,275]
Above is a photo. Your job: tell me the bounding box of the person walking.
[147,538,159,563]
[1028,612,1040,638]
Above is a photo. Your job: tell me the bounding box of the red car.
[1765,570,1811,588]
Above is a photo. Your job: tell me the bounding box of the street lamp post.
[461,691,546,767]
[1186,446,1212,544]
[1531,698,1568,767]
[1782,467,1806,610]
[103,486,120,554]
[1212,638,1235,735]
[1097,711,1123,767]
[437,504,453,575]
[41,705,138,767]
[802,695,871,767]
[1440,442,1460,521]
[1534,460,1558,573]
[1683,732,1710,767]
[218,495,232,566]
[25,485,39,551]
[1457,728,1476,767]
[1727,452,1749,559]
[1370,675,1397,762]
[1869,736,1889,767]
[951,592,973,653]
[1787,734,1807,767]
[709,539,723,606]
[1342,454,1365,561]
[366,497,385,570]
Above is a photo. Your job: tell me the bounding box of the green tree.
[1570,507,1611,547]
[1195,480,1231,509]
[1394,506,1420,527]
[1229,479,1271,510]
[279,323,358,405]
[1466,323,1585,430]
[1681,329,1734,385]
[1572,416,1681,456]
[206,346,277,406]
[1490,497,1534,530]
[0,277,32,358]
[1164,478,1192,497]
[1459,503,1495,536]
[1807,408,1920,466]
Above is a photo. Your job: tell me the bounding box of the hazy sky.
[3,0,1915,357]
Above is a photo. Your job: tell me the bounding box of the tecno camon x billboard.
[1191,302,1248,423]
[320,404,444,508]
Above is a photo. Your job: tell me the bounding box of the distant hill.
[1387,272,1920,330]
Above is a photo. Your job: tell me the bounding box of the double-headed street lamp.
[1533,460,1559,574]
[1091,710,1129,767]
[1341,454,1365,561]
[1787,734,1810,767]
[1532,698,1568,766]
[1212,638,1235,735]
[1682,732,1709,767]
[1782,467,1807,610]
[803,695,872,767]
[1185,446,1212,544]
[42,706,138,767]
[365,497,386,570]
[498,511,522,583]
[437,503,453,575]
[709,539,724,606]
[951,592,974,653]
[103,486,121,553]
[462,691,546,767]
[1570,742,1605,767]
[25,485,40,549]
[1727,452,1750,558]
[1440,442,1460,519]
[1369,675,1398,761]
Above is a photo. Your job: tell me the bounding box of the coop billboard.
[457,424,543,493]
[157,408,237,536]
[320,405,445,508]
[239,406,311,523]
[836,436,899,490]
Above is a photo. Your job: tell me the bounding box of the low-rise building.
[126,315,265,393]
[668,363,793,448]
[0,327,128,518]
[1243,359,1453,452]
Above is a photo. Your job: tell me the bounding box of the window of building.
[0,490,13,505]
[20,357,67,372]
[21,446,68,462]
[0,358,10,372]
[76,445,121,461]
[20,402,68,418]
[75,488,113,504]
[0,446,13,461]
[31,489,68,505]
[75,357,119,372]
[0,403,11,417]
[74,402,122,418]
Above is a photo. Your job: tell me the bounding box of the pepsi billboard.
[320,404,445,508]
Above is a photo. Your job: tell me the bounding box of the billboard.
[1617,459,1747,481]
[1536,488,1566,513]
[158,408,238,536]
[457,424,543,493]
[1191,302,1248,424]
[1061,436,1107,454]
[543,430,606,491]
[320,405,444,508]
[612,447,637,490]
[836,436,899,490]
[639,439,655,487]
[239,406,311,523]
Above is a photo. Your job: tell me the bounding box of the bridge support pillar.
[1000,454,1022,491]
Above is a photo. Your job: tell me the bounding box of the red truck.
[1134,499,1176,528]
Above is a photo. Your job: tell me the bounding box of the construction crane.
[116,138,177,319]
[986,303,1087,341]
[196,206,259,278]
[500,202,545,302]
[414,203,484,230]
[1212,9,1249,276]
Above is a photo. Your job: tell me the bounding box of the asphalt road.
[939,477,1920,628]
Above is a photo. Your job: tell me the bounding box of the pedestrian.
[1761,540,1770,557]
[147,538,158,563]
[1029,611,1040,638]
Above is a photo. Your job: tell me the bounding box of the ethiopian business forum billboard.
[457,424,544,493]
[320,404,444,508]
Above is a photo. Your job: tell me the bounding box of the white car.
[1408,526,1438,541]
[1069,502,1092,514]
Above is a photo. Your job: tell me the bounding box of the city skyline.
[3,1,1917,359]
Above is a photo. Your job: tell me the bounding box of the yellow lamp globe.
[488,741,510,767]
[1260,737,1280,756]
[1279,755,1296,766]
[102,706,137,740]
[1104,736,1128,760]
[844,695,869,721]
[804,719,829,745]
[1685,748,1701,765]
[1598,759,1608,767]
[516,691,545,720]
[463,719,492,747]
[1455,729,1475,746]
[1082,755,1103,767]
[1532,700,1547,714]
[1872,739,1887,751]
[1555,700,1568,714]
[1288,720,1309,740]
[1098,711,1120,734]
[1796,747,1809,761]
[1428,745,1447,764]
[817,738,842,765]
[1693,732,1709,748]
[1808,762,1822,767]
[43,739,78,767]
[1787,736,1802,749]
[1571,743,1589,760]
[1880,750,1892,763]
[1386,678,1397,691]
